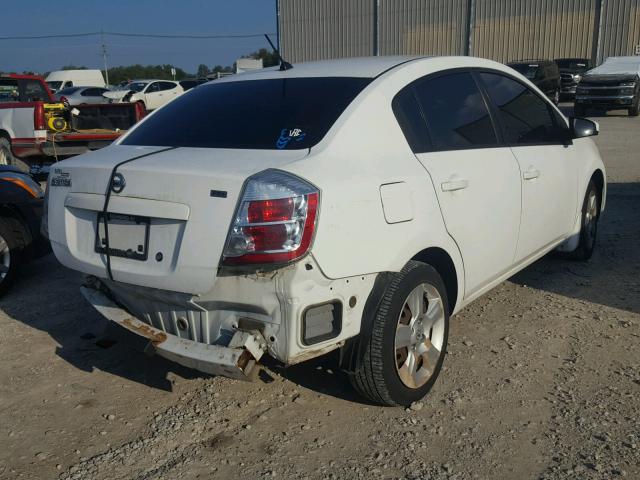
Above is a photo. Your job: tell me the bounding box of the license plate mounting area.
[95,212,150,261]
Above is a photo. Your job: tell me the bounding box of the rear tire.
[568,180,600,261]
[350,261,449,406]
[0,216,25,296]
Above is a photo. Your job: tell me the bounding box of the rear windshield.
[509,63,539,79]
[57,87,81,95]
[555,59,590,72]
[122,77,372,150]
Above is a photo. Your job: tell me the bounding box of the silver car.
[52,86,110,105]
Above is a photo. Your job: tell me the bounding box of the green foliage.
[196,64,211,78]
[211,65,233,73]
[46,47,279,85]
[106,64,189,84]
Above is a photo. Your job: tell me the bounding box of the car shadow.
[510,182,640,315]
[0,256,206,391]
[266,350,379,405]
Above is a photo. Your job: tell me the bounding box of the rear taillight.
[223,170,319,266]
[34,102,45,130]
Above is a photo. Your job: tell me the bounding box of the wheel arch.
[0,129,13,143]
[411,247,458,315]
[590,168,605,212]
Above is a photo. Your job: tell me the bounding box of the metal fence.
[278,0,640,65]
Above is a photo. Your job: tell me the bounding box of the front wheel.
[568,180,600,261]
[628,99,639,117]
[350,261,449,406]
[0,217,24,296]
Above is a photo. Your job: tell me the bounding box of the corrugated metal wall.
[598,0,640,62]
[278,0,374,62]
[471,0,596,63]
[377,0,469,56]
[278,0,640,65]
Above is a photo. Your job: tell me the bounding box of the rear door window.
[413,72,498,151]
[159,82,177,91]
[479,72,567,145]
[145,82,160,93]
[122,77,372,150]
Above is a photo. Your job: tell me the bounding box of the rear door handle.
[523,169,540,180]
[441,179,469,192]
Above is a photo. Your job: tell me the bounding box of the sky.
[0,0,277,74]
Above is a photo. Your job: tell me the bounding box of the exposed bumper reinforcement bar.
[80,285,265,381]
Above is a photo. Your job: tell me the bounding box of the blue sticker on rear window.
[276,128,307,149]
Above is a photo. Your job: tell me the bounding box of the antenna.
[264,34,292,71]
[101,29,109,85]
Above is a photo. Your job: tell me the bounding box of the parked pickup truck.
[574,56,640,117]
[555,58,593,99]
[0,74,145,170]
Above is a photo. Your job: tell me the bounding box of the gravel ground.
[0,106,638,480]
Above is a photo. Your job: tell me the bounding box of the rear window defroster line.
[101,146,177,281]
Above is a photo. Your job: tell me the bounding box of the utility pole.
[101,30,109,85]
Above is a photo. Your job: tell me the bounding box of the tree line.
[5,48,280,85]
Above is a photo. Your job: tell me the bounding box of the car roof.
[213,56,425,82]
[507,60,551,65]
[130,79,177,84]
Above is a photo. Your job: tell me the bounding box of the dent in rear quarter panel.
[281,82,465,314]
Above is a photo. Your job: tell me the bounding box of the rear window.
[57,87,81,95]
[0,79,19,103]
[509,63,539,80]
[555,59,590,72]
[122,77,371,150]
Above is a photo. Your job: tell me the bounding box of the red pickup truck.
[0,74,145,170]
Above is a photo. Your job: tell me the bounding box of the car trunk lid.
[50,145,308,294]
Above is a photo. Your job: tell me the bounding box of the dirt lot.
[1,106,639,480]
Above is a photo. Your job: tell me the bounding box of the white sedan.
[46,56,605,406]
[103,79,183,110]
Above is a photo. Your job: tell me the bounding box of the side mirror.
[570,117,599,139]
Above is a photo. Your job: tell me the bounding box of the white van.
[45,69,106,93]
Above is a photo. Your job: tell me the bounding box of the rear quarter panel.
[282,59,471,312]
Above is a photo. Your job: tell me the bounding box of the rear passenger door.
[397,71,522,297]
[479,72,578,262]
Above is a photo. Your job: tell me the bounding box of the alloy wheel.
[394,282,446,389]
[584,189,598,247]
[0,233,10,281]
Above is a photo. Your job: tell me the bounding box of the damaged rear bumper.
[81,285,265,381]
